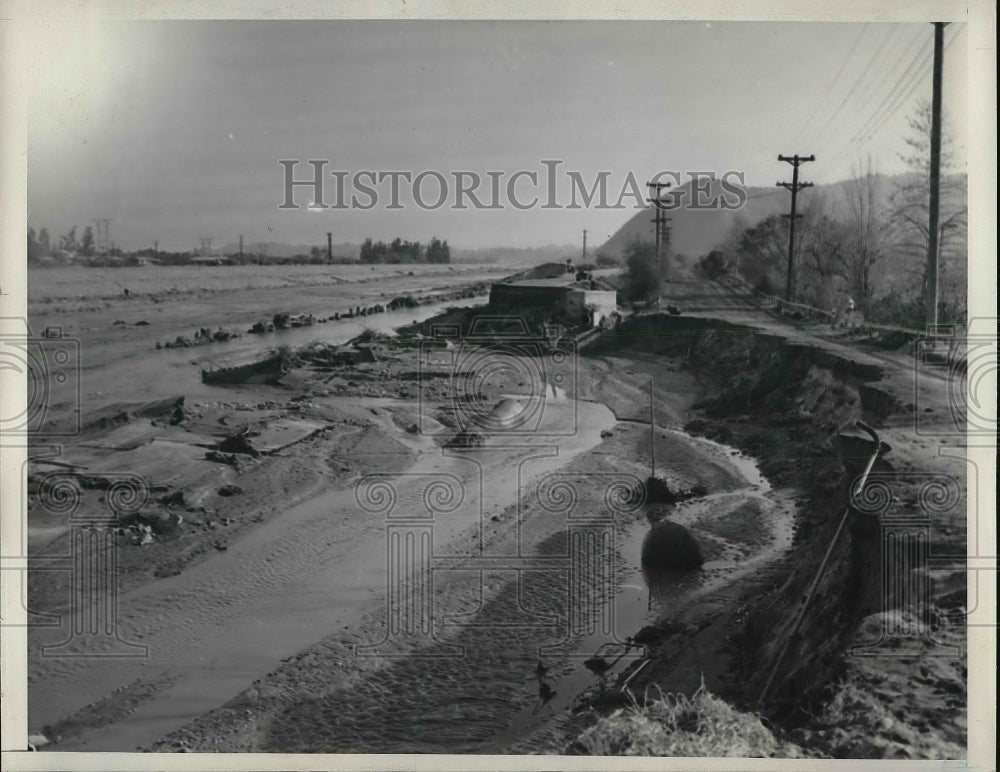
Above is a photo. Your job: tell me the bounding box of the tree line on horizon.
[26,228,452,267]
[27,224,114,260]
[359,236,450,264]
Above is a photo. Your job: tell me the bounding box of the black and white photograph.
[1,2,995,768]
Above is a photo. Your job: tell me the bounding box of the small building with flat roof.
[488,278,618,329]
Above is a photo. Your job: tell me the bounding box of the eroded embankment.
[584,313,967,758]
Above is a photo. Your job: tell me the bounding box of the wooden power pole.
[649,379,656,479]
[777,154,815,301]
[582,229,587,263]
[646,181,671,261]
[925,22,947,328]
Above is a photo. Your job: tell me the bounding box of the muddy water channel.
[251,426,796,754]
[30,398,794,753]
[72,297,488,412]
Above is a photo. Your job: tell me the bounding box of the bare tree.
[889,100,967,298]
[736,215,788,294]
[797,193,850,310]
[837,157,885,312]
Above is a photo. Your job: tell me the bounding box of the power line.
[817,27,950,179]
[860,25,961,141]
[824,24,962,176]
[807,25,915,155]
[823,27,930,152]
[808,24,901,152]
[785,23,870,149]
[820,32,935,167]
[815,25,925,151]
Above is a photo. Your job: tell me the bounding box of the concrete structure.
[489,281,569,308]
[488,279,618,329]
[566,288,618,328]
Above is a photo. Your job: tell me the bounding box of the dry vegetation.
[569,685,808,757]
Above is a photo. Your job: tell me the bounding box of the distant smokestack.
[327,232,333,263]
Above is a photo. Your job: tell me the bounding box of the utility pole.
[582,229,587,263]
[649,379,656,479]
[327,232,333,263]
[93,218,112,253]
[238,234,244,261]
[646,181,672,261]
[776,154,815,301]
[153,240,158,254]
[659,212,672,280]
[925,22,947,328]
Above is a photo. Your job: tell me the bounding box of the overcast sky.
[26,20,968,252]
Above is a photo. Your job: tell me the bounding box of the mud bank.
[582,313,967,758]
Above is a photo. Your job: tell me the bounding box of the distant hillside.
[597,173,967,260]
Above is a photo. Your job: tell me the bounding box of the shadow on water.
[643,566,703,612]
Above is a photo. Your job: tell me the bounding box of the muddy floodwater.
[27,291,800,753]
[483,432,796,753]
[72,297,487,409]
[30,394,794,752]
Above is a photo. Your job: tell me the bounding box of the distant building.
[489,280,570,308]
[489,277,617,329]
[190,256,234,266]
[566,287,618,328]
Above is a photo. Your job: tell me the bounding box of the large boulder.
[640,520,705,570]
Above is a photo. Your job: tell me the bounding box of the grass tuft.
[568,684,807,757]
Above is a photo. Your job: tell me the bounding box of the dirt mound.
[640,521,705,570]
[644,475,708,505]
[502,262,570,282]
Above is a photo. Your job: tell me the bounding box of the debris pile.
[160,327,241,349]
[217,430,261,457]
[444,430,486,449]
